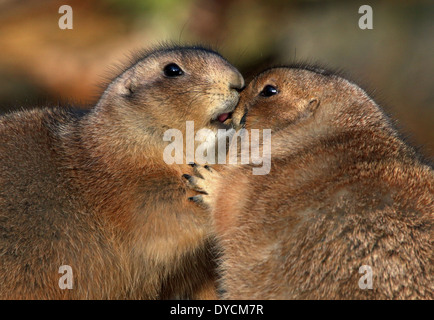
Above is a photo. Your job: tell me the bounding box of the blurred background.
[0,0,433,157]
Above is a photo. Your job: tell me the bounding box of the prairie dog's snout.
[228,69,245,92]
[208,63,245,127]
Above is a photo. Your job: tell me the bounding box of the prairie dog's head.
[97,45,244,137]
[232,66,381,133]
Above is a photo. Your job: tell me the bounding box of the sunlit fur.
[199,67,433,299]
[0,45,244,299]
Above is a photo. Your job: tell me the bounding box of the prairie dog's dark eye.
[163,63,184,77]
[260,85,278,97]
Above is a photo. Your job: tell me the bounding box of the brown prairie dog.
[186,66,433,299]
[0,45,244,299]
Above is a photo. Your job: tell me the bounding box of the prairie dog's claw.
[183,163,220,210]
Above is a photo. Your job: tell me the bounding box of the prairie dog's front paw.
[183,163,220,210]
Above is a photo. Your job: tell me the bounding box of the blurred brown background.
[0,0,433,157]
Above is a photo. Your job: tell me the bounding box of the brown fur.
[187,67,433,299]
[0,45,244,299]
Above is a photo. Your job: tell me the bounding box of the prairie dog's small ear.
[123,77,135,96]
[308,98,320,113]
[96,69,139,108]
[123,69,139,96]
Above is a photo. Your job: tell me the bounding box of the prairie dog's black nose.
[229,70,245,92]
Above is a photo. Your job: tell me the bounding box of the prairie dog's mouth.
[211,112,233,128]
[209,92,239,128]
[217,112,230,123]
[231,108,248,129]
[217,112,232,123]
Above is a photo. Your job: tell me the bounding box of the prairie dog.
[0,45,244,299]
[186,66,433,299]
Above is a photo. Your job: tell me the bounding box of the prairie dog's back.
[222,134,433,299]
[0,108,117,299]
